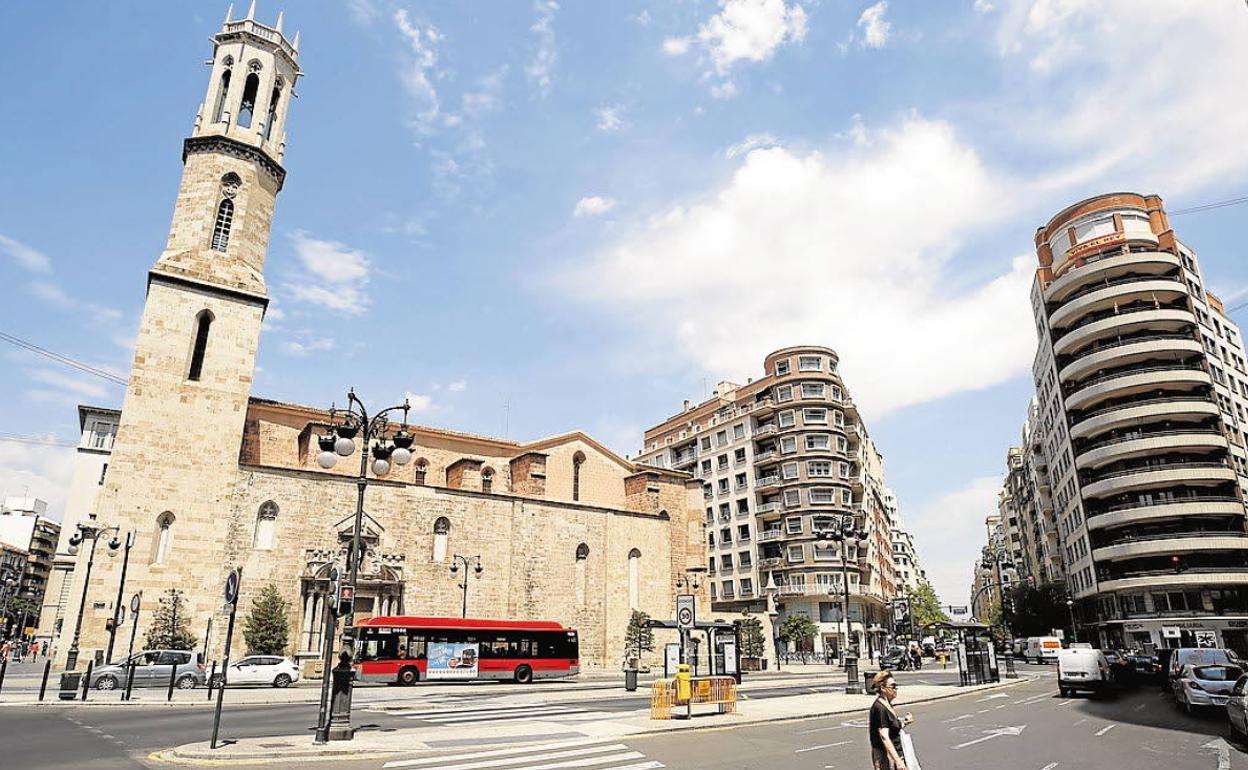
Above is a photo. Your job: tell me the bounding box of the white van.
[1024,637,1063,664]
[1057,648,1111,697]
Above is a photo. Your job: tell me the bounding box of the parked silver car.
[89,649,205,691]
[1172,662,1242,713]
[1228,674,1248,738]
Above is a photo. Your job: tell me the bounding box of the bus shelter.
[645,618,742,682]
[924,620,998,686]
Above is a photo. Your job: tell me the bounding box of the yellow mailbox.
[675,664,692,703]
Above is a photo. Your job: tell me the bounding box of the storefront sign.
[1162,626,1181,639]
[1195,630,1218,649]
[1065,231,1126,261]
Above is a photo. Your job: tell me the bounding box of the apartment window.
[781,462,799,480]
[735,472,747,488]
[780,436,797,454]
[99,463,109,485]
[703,483,712,499]
[705,507,713,523]
[718,479,729,493]
[806,434,830,450]
[776,359,791,376]
[718,454,729,469]
[720,554,733,569]
[784,489,801,507]
[814,544,837,562]
[803,408,827,424]
[738,550,753,568]
[737,498,750,514]
[838,462,851,478]
[708,532,715,547]
[787,545,804,563]
[711,584,718,600]
[837,437,847,452]
[716,430,728,447]
[776,385,793,402]
[733,424,745,440]
[801,383,825,398]
[700,437,711,451]
[721,581,734,598]
[785,516,803,534]
[789,574,807,590]
[740,577,754,595]
[701,459,712,475]
[833,410,845,426]
[734,448,746,464]
[831,385,842,401]
[808,461,832,477]
[810,488,834,504]
[719,503,731,519]
[738,525,751,541]
[799,356,821,371]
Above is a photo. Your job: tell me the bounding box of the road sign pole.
[211,568,242,750]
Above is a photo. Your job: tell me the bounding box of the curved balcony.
[1064,365,1210,413]
[1070,397,1219,442]
[1050,277,1187,330]
[1075,430,1227,470]
[1098,569,1248,593]
[1087,497,1245,531]
[1045,251,1181,304]
[1059,335,1203,383]
[1092,533,1248,562]
[1053,308,1197,358]
[1082,463,1237,499]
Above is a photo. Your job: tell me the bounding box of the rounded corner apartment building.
[637,345,899,659]
[1030,192,1248,654]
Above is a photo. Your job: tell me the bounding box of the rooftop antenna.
[502,398,510,439]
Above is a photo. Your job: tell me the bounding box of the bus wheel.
[398,667,419,686]
[514,665,533,684]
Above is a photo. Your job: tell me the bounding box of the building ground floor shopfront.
[779,596,891,660]
[1097,617,1248,658]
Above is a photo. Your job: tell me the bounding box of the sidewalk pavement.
[161,677,1027,764]
[0,664,868,707]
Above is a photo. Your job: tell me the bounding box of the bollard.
[82,661,94,701]
[624,668,638,692]
[844,652,862,695]
[1003,651,1018,679]
[39,660,51,701]
[206,661,217,701]
[0,655,7,693]
[326,651,355,741]
[167,660,178,701]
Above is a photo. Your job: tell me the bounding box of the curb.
[157,677,1030,764]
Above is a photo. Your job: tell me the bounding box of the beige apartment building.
[637,346,901,658]
[49,11,706,672]
[1025,192,1248,653]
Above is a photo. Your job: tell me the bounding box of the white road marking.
[1094,724,1116,737]
[1040,763,1059,770]
[943,714,973,723]
[977,709,991,714]
[1056,699,1076,707]
[952,725,1027,749]
[383,739,609,768]
[977,693,1010,702]
[797,725,846,734]
[1133,703,1147,711]
[1073,719,1086,726]
[1203,737,1232,770]
[995,704,1008,709]
[398,747,643,770]
[795,741,853,753]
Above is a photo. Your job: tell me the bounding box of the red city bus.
[353,616,579,685]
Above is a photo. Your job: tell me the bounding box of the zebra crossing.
[380,737,664,770]
[390,702,622,726]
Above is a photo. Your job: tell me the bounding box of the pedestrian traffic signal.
[1171,555,1185,573]
[1026,575,1036,587]
[336,585,354,617]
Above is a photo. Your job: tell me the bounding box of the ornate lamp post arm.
[66,523,122,670]
[449,555,483,618]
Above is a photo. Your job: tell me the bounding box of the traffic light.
[105,617,116,631]
[336,585,355,617]
[1171,555,1185,574]
[1026,574,1036,588]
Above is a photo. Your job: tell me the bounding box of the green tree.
[738,610,767,658]
[777,614,818,649]
[1005,582,1069,638]
[907,581,949,630]
[143,588,197,650]
[243,584,291,656]
[622,610,654,664]
[2,596,40,635]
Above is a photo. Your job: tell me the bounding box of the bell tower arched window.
[213,67,232,123]
[264,80,282,140]
[481,467,495,493]
[210,198,234,252]
[187,310,214,382]
[572,451,586,502]
[238,70,260,129]
[253,501,278,550]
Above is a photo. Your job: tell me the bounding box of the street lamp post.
[981,549,1014,642]
[449,555,483,618]
[65,523,122,670]
[814,514,869,695]
[1,577,18,641]
[314,390,413,742]
[105,532,135,662]
[763,572,781,671]
[1066,598,1077,644]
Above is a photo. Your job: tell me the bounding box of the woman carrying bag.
[869,671,921,770]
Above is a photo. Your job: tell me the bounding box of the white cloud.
[698,0,808,73]
[635,9,652,26]
[709,80,739,100]
[392,9,443,133]
[285,231,371,316]
[990,1,1248,195]
[559,116,1036,421]
[662,36,693,55]
[282,337,335,357]
[595,105,627,132]
[24,367,114,407]
[404,391,435,413]
[573,196,617,217]
[347,0,378,26]
[447,380,468,392]
[905,476,1003,608]
[857,1,891,49]
[460,67,508,119]
[0,438,75,522]
[973,0,994,12]
[0,234,52,273]
[526,1,559,97]
[724,132,779,158]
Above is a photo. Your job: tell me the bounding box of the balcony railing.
[1094,529,1246,549]
[756,475,780,487]
[1078,428,1223,454]
[758,557,784,569]
[1051,273,1182,308]
[758,529,784,542]
[1068,364,1206,394]
[754,424,778,436]
[1089,494,1241,516]
[754,450,777,462]
[1074,395,1218,424]
[756,502,780,514]
[1083,460,1231,485]
[1060,332,1198,367]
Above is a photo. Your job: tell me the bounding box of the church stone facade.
[53,9,706,673]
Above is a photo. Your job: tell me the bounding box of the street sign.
[676,594,695,631]
[223,569,241,605]
[1052,628,1065,640]
[722,641,738,675]
[130,593,141,613]
[664,643,680,678]
[948,605,968,615]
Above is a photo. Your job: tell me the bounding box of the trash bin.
[863,671,877,694]
[59,672,82,701]
[624,669,638,692]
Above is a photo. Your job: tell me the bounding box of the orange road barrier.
[650,675,737,720]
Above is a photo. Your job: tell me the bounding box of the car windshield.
[1193,665,1243,682]
[1181,649,1233,667]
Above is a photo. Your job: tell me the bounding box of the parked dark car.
[1124,652,1162,681]
[880,646,907,670]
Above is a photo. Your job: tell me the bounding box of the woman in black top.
[869,671,912,770]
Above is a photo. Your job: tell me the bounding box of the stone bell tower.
[56,4,301,667]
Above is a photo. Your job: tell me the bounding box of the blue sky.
[2,1,1247,607]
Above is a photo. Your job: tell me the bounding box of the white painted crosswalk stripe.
[422,707,585,723]
[380,739,663,770]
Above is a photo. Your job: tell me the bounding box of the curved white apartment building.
[1030,193,1248,653]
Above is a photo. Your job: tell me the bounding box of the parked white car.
[1056,647,1111,697]
[211,655,301,688]
[1024,637,1063,664]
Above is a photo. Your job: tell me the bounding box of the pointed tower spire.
[224,3,234,23]
[292,30,301,51]
[275,11,284,33]
[245,0,256,20]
